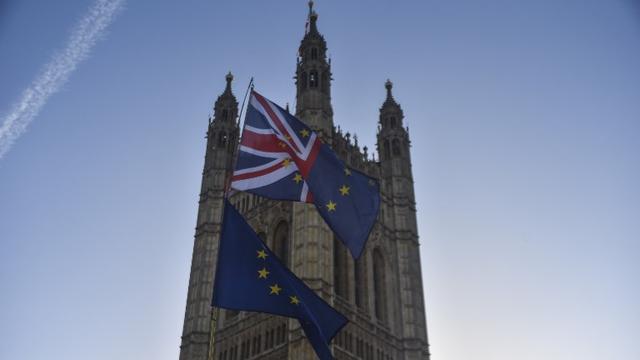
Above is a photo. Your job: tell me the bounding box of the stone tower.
[179,3,430,360]
[179,73,239,360]
[375,80,430,359]
[295,1,333,138]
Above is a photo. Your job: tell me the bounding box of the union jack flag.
[231,91,319,203]
[231,90,380,259]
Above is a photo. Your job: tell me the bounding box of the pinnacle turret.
[295,1,333,137]
[212,72,238,126]
[379,79,404,129]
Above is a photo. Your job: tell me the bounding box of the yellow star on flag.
[278,141,287,148]
[339,184,350,196]
[282,158,291,167]
[300,129,310,138]
[285,135,292,141]
[269,284,282,295]
[289,295,300,305]
[258,267,270,279]
[293,173,303,184]
[257,249,268,259]
[344,168,352,176]
[326,200,337,212]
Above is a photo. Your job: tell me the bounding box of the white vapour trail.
[0,0,125,160]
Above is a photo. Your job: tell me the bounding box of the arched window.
[228,134,236,151]
[354,254,367,309]
[321,71,329,93]
[389,117,396,128]
[373,248,387,322]
[384,139,391,160]
[218,131,227,148]
[309,70,318,88]
[392,139,401,157]
[300,72,307,90]
[334,237,348,299]
[222,109,229,121]
[210,131,217,148]
[273,221,290,266]
[311,48,318,59]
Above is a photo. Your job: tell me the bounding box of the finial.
[385,79,394,100]
[285,103,290,113]
[309,1,318,33]
[225,72,233,93]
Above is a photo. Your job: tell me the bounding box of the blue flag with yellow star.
[212,200,348,360]
[230,91,380,259]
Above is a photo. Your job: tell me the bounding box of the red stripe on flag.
[241,130,289,154]
[296,139,321,178]
[231,159,288,182]
[252,92,303,154]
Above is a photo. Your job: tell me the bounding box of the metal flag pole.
[236,77,254,130]
[225,76,254,197]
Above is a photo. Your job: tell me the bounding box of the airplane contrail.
[0,0,125,160]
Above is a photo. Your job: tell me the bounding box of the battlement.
[332,125,380,179]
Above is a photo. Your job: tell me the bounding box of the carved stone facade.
[179,4,429,360]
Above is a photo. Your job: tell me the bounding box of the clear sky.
[1,1,639,359]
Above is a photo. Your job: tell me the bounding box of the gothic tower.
[180,73,239,360]
[180,3,430,360]
[376,80,430,359]
[295,1,333,138]
[288,2,337,358]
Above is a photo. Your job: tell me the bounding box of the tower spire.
[179,73,239,360]
[224,71,233,94]
[383,79,399,108]
[296,1,333,137]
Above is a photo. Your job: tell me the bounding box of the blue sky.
[1,1,639,359]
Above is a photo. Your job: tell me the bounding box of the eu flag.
[212,200,348,360]
[230,91,380,258]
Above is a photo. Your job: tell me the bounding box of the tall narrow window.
[311,48,318,59]
[373,248,387,322]
[228,134,236,151]
[384,139,391,160]
[222,109,228,121]
[321,71,329,93]
[389,117,396,128]
[392,139,401,157]
[273,221,290,266]
[333,237,348,298]
[309,70,318,88]
[218,131,227,147]
[354,255,367,309]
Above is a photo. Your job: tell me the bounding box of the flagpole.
[224,77,253,197]
[236,77,254,130]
